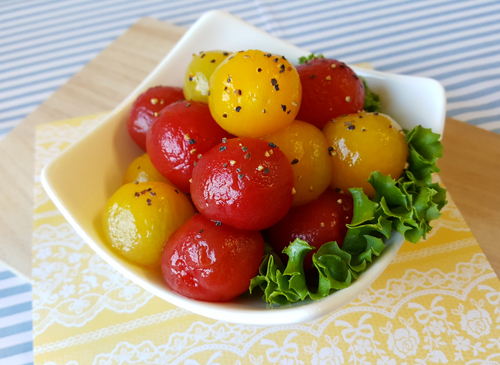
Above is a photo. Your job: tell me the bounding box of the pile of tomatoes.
[102,50,408,302]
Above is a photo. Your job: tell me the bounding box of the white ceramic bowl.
[41,11,446,326]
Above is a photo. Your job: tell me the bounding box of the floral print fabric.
[34,115,500,364]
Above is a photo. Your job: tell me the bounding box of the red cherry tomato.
[146,100,229,194]
[267,188,353,270]
[162,214,264,302]
[296,59,365,129]
[191,138,294,231]
[127,86,184,150]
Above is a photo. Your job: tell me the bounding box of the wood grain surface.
[0,18,498,281]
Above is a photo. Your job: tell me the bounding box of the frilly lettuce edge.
[250,126,447,305]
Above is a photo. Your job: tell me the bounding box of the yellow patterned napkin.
[34,114,500,365]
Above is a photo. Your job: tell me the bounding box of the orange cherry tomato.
[262,120,332,206]
[208,50,302,138]
[323,112,408,198]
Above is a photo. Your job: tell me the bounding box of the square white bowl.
[41,11,446,326]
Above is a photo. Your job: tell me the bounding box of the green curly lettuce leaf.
[361,77,381,112]
[250,126,447,305]
[298,53,324,64]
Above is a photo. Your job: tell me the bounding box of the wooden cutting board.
[1,18,499,281]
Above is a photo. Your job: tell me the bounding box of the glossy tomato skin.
[102,182,195,268]
[162,214,264,302]
[323,112,408,198]
[127,86,184,150]
[184,50,229,103]
[268,188,353,270]
[122,153,170,185]
[208,50,302,138]
[296,59,365,129]
[262,120,332,207]
[191,137,294,231]
[146,100,229,194]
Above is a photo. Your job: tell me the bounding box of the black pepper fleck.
[150,191,156,196]
[309,75,315,79]
[199,229,204,233]
[281,104,286,112]
[146,199,151,206]
[238,174,244,179]
[263,168,270,174]
[188,77,193,81]
[189,139,196,144]
[273,57,278,63]
[244,152,251,159]
[241,146,248,152]
[274,85,280,91]
[215,221,222,226]
[235,106,242,112]
[210,59,215,63]
[269,142,276,148]
[174,189,179,194]
[271,78,278,85]
[257,68,262,72]
[223,163,228,167]
[219,146,227,152]
[186,103,191,107]
[328,146,334,156]
[134,192,140,197]
[291,158,299,165]
[347,125,355,130]
[223,113,227,118]
[223,52,229,56]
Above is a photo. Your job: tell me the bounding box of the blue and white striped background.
[1,0,499,363]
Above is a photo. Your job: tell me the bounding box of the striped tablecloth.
[1,1,499,363]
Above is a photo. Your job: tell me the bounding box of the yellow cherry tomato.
[263,120,332,206]
[323,112,409,198]
[102,182,195,267]
[184,50,229,103]
[208,49,302,138]
[123,153,170,185]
